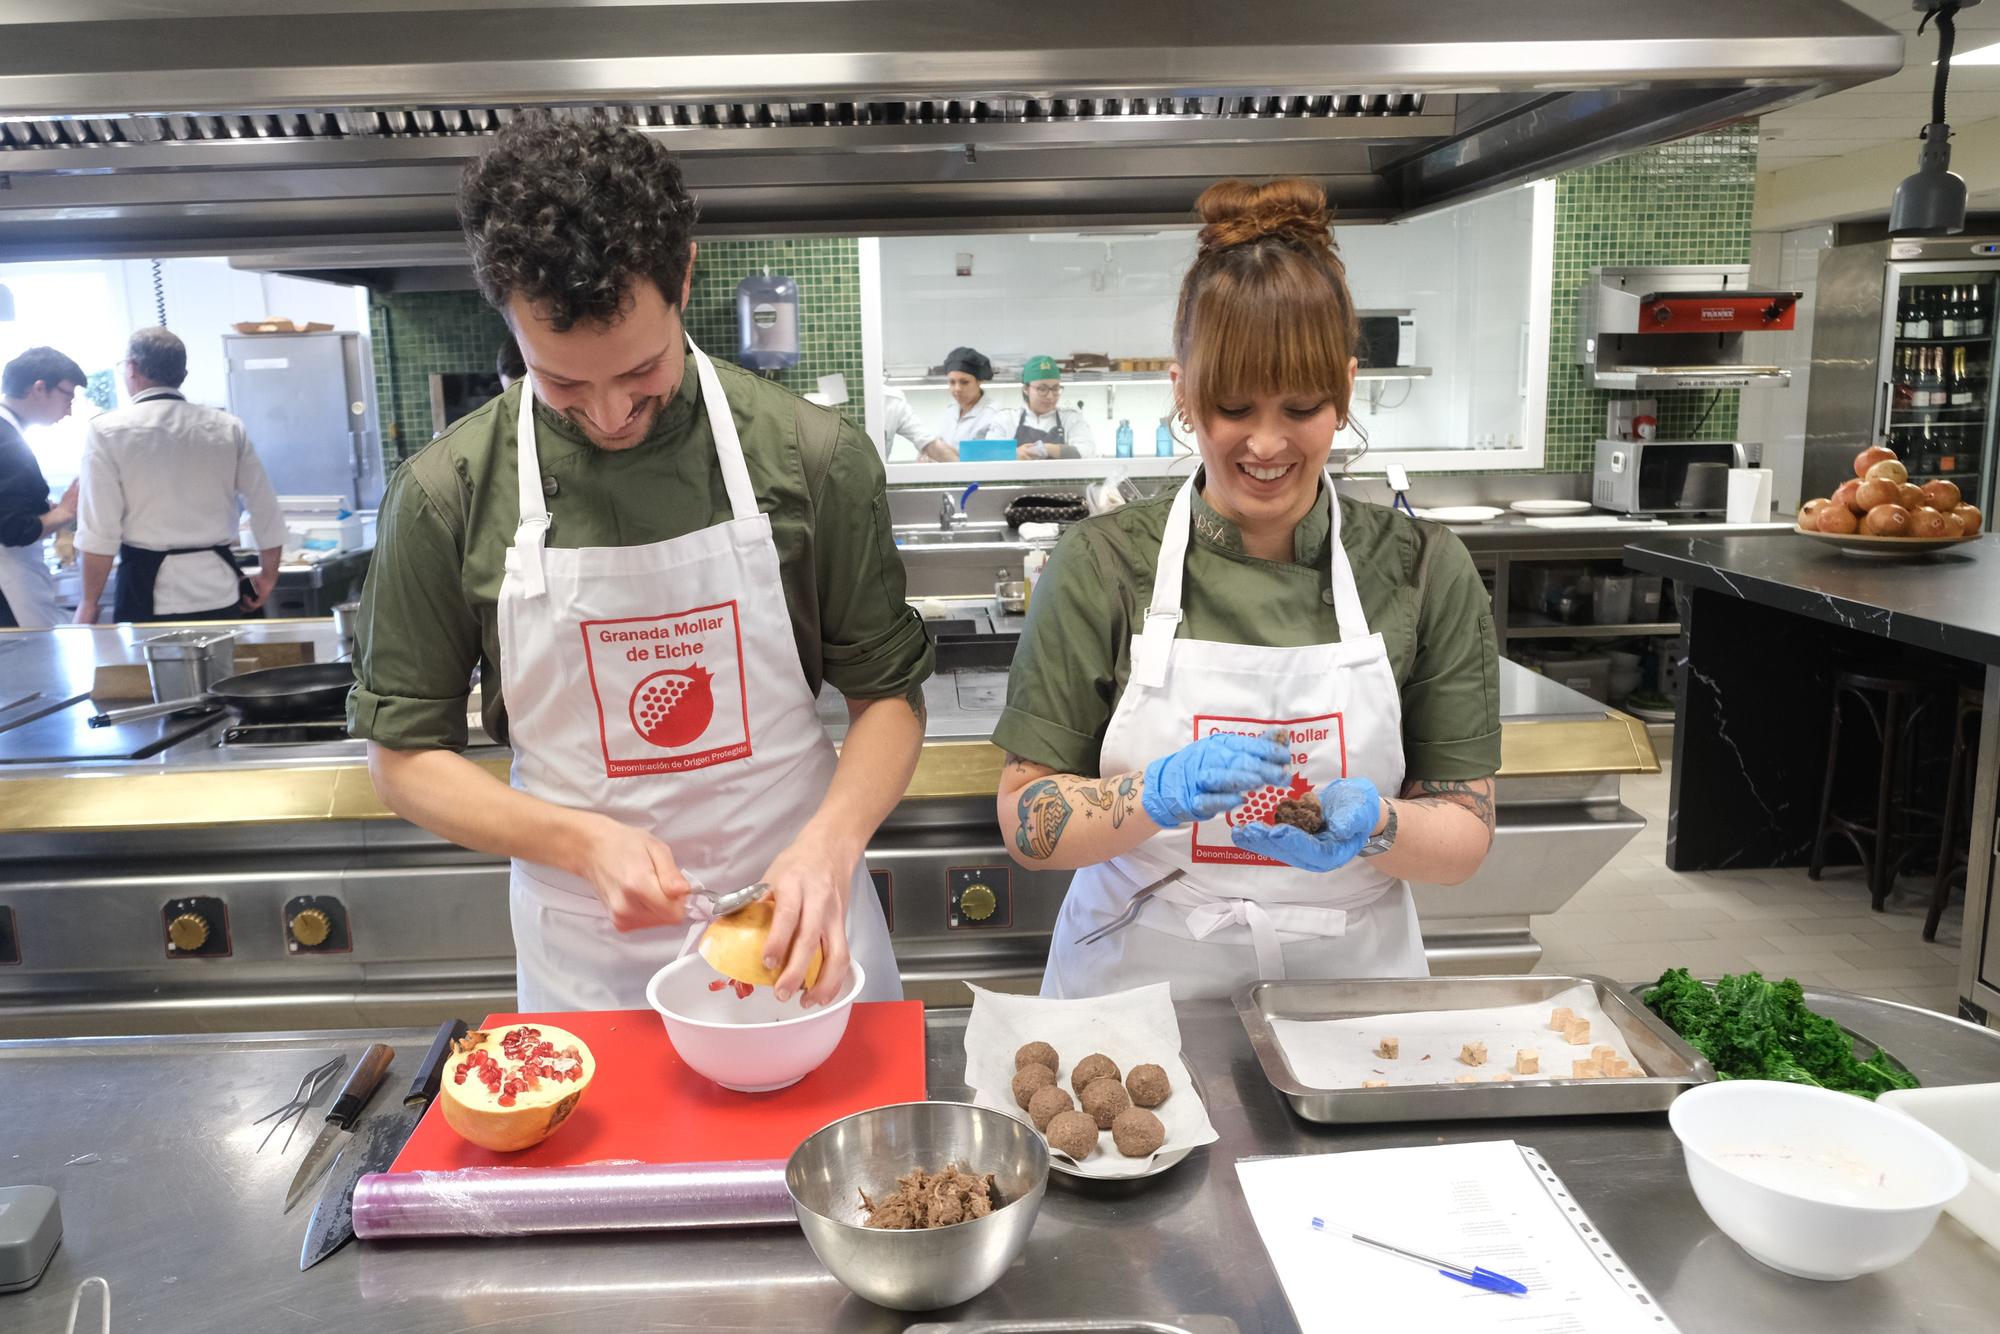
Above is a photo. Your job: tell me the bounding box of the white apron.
[497,340,900,1011]
[0,537,61,627]
[1042,472,1427,1001]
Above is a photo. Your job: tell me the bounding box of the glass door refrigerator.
[1804,236,2000,514]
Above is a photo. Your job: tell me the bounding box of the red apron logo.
[1190,711,1345,866]
[630,666,714,748]
[580,601,751,778]
[1227,771,1315,829]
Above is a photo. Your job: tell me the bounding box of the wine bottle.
[1913,287,1933,338]
[1892,348,1914,410]
[1898,287,1916,338]
[1941,286,1963,339]
[1951,348,1973,408]
[1968,284,1990,339]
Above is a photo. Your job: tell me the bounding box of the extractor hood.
[0,0,1901,277]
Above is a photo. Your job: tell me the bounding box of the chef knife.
[299,1018,467,1271]
[283,1040,394,1213]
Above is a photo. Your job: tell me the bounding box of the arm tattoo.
[1015,779,1073,860]
[1075,772,1140,829]
[1400,778,1497,832]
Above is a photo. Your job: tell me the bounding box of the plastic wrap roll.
[351,1160,796,1238]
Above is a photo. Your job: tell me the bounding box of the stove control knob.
[290,909,332,948]
[960,883,997,921]
[167,913,209,952]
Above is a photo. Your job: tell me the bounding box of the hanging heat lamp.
[1890,1,1983,237]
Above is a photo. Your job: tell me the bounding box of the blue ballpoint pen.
[1310,1217,1530,1296]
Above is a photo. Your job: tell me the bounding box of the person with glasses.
[1009,355,1096,460]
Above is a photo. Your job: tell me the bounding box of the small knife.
[299,1018,468,1271]
[283,1040,394,1213]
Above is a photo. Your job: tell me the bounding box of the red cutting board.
[390,1002,927,1172]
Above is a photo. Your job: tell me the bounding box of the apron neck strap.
[511,335,757,599]
[1133,470,1371,689]
[684,338,760,522]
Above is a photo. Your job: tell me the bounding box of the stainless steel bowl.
[994,580,1029,614]
[786,1101,1049,1311]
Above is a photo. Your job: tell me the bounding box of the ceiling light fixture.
[1891,0,1982,237]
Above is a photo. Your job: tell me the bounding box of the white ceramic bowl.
[1668,1080,1968,1280]
[646,952,862,1092]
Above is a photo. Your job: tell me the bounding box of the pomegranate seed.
[708,979,726,992]
[498,1093,515,1107]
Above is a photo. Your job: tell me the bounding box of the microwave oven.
[1356,310,1416,368]
[1592,439,1746,514]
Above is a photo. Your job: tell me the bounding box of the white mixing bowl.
[646,952,863,1092]
[1668,1079,1968,1280]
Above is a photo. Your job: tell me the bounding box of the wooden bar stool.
[1807,666,1951,910]
[1925,685,1985,942]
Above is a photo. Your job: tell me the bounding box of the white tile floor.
[1531,764,1966,1014]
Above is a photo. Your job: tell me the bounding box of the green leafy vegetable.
[1642,967,1918,1099]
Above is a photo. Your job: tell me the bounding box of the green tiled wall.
[370,292,511,460]
[683,238,864,398]
[1541,124,1759,472]
[369,238,862,462]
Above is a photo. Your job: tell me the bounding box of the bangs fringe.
[1176,248,1356,425]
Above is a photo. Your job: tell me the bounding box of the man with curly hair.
[349,115,931,1011]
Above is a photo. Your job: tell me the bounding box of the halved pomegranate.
[438,1023,595,1152]
[698,897,822,990]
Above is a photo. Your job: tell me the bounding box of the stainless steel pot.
[332,601,361,659]
[143,629,237,703]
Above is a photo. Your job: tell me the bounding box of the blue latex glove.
[1229,777,1383,872]
[1141,733,1291,830]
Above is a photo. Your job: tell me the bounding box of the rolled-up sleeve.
[812,421,933,702]
[346,461,482,750]
[1399,534,1502,781]
[236,426,289,552]
[991,529,1118,775]
[74,422,126,556]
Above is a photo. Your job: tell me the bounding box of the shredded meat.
[1272,794,1325,834]
[858,1165,999,1230]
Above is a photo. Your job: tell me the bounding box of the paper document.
[1236,1139,1679,1334]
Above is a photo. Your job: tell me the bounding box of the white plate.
[1510,499,1595,515]
[1413,505,1505,524]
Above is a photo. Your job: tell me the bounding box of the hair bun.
[1195,178,1336,258]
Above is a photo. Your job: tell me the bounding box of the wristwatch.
[1359,803,1399,858]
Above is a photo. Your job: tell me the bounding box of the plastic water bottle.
[1115,420,1134,458]
[1155,419,1173,456]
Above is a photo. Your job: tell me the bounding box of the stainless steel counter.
[2,992,1996,1332]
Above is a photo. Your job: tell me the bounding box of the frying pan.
[88,661,355,729]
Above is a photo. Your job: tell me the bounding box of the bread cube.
[1460,1041,1487,1067]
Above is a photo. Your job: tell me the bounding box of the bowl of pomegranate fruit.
[647,950,865,1093]
[1796,446,1983,557]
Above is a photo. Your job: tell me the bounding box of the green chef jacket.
[993,481,1501,782]
[349,364,933,750]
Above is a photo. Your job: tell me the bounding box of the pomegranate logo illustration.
[629,666,715,748]
[1228,772,1314,828]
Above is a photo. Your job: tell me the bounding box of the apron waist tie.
[1181,898,1351,982]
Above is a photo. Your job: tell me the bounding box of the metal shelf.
[1893,335,1991,344]
[1508,619,1682,640]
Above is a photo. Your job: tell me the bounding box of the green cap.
[1021,355,1062,385]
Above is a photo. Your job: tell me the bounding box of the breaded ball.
[1080,1075,1131,1130]
[1011,1063,1057,1109]
[1125,1063,1171,1108]
[1026,1084,1074,1131]
[1014,1040,1059,1073]
[1111,1107,1166,1158]
[1045,1109,1098,1160]
[1070,1053,1120,1095]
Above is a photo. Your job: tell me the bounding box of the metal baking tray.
[1235,974,1715,1124]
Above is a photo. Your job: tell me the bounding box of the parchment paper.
[1268,982,1644,1089]
[962,983,1220,1179]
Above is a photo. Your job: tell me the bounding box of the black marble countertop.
[1625,532,2000,665]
